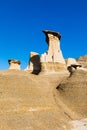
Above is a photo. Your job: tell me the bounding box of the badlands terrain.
[0,68,87,130]
[0,31,87,130]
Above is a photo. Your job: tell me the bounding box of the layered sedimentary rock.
[26,30,68,74]
[56,69,87,117]
[41,30,65,64]
[41,30,67,73]
[8,59,21,70]
[41,62,67,73]
[27,52,41,74]
[66,58,81,74]
[77,55,87,69]
[0,70,77,130]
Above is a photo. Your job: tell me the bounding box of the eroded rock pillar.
[28,52,41,74]
[42,30,65,64]
[8,59,21,70]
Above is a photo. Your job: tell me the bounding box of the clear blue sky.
[0,0,87,70]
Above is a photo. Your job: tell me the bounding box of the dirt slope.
[0,70,87,130]
[55,70,87,118]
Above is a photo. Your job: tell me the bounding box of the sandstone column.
[42,30,65,64]
[27,52,41,74]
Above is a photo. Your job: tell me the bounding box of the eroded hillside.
[0,70,87,130]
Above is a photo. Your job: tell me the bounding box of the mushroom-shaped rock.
[42,30,65,64]
[43,30,61,43]
[66,58,81,74]
[8,59,21,70]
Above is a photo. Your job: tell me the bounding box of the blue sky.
[0,0,87,70]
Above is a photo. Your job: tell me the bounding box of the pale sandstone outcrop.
[77,55,87,69]
[8,59,21,70]
[66,58,79,67]
[66,58,82,74]
[0,70,75,130]
[41,62,67,74]
[41,30,65,64]
[26,52,41,74]
[26,30,68,74]
[41,30,68,74]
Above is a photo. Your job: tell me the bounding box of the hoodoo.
[8,59,21,70]
[26,30,68,74]
[41,30,65,63]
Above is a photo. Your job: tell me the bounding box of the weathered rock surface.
[66,58,79,67]
[8,59,21,70]
[0,70,87,130]
[1,30,87,130]
[41,62,68,74]
[66,58,82,74]
[26,30,67,74]
[0,70,70,130]
[26,52,41,74]
[42,30,65,64]
[56,70,87,118]
[40,30,67,74]
[77,55,87,69]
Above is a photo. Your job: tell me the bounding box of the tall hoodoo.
[42,30,65,64]
[26,30,68,74]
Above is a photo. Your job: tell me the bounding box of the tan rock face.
[26,30,67,74]
[0,70,74,130]
[66,58,79,67]
[56,70,87,118]
[66,58,82,74]
[40,30,67,74]
[41,30,65,64]
[77,55,87,69]
[8,59,21,70]
[41,62,68,74]
[27,52,41,74]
